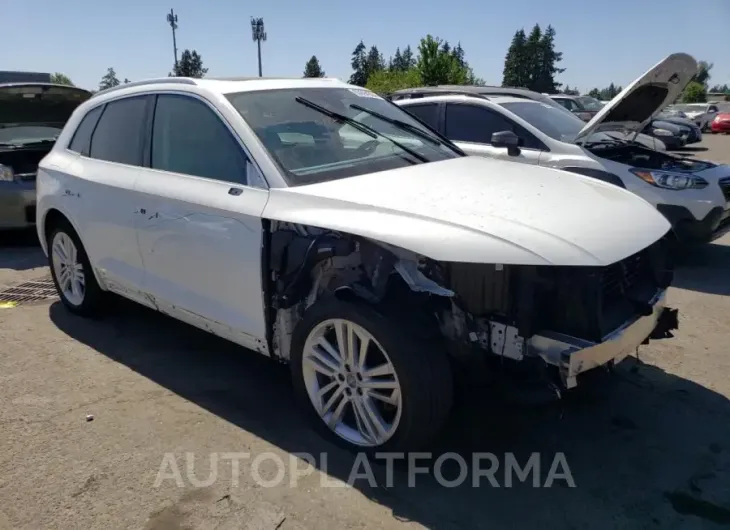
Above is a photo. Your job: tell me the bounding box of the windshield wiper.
[349,103,453,149]
[294,97,428,163]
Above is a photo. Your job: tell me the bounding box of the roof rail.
[391,88,490,101]
[91,77,197,98]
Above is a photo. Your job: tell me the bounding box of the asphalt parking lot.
[1,135,730,530]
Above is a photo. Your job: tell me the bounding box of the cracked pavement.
[1,136,729,529]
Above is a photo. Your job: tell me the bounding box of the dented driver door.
[132,93,270,353]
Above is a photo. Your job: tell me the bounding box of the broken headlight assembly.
[630,168,708,190]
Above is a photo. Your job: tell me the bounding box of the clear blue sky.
[5,0,730,92]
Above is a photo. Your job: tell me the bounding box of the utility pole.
[167,9,179,71]
[250,17,267,77]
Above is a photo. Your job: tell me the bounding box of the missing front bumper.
[530,291,677,389]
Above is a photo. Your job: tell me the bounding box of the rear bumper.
[0,181,36,229]
[657,204,730,243]
[531,290,676,389]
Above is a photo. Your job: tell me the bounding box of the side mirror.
[491,130,521,156]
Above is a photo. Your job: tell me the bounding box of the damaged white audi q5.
[36,76,679,452]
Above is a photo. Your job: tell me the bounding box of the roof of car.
[397,94,530,106]
[92,76,352,99]
[391,85,547,99]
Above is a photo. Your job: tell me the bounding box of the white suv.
[395,54,730,244]
[37,77,678,452]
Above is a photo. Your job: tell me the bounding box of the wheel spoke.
[326,393,349,429]
[71,277,83,299]
[305,346,339,377]
[360,378,399,390]
[321,384,345,416]
[363,363,395,378]
[356,333,370,371]
[352,398,379,443]
[317,336,345,367]
[59,268,72,291]
[52,243,67,264]
[362,396,388,439]
[367,388,400,406]
[334,320,353,367]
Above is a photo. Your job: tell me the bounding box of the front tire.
[47,221,105,317]
[290,297,453,453]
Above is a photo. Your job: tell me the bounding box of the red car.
[710,112,730,134]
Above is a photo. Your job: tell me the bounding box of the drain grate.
[0,276,58,306]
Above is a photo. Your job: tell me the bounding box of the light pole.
[250,17,267,77]
[167,9,179,70]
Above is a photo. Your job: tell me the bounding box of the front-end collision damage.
[266,221,679,390]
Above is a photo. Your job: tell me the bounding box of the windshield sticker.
[348,88,380,99]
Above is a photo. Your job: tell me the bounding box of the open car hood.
[263,157,671,266]
[0,83,92,127]
[574,53,697,143]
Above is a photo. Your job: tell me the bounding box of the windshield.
[576,96,603,111]
[499,100,586,142]
[0,124,61,145]
[225,87,460,186]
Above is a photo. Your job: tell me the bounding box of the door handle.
[228,187,243,196]
[135,208,146,214]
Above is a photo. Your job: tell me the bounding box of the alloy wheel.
[51,232,86,306]
[301,318,403,447]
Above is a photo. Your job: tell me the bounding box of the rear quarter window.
[68,105,103,156]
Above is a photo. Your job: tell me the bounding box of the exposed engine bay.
[588,143,715,173]
[265,220,679,389]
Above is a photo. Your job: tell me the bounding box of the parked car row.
[549,94,702,148]
[0,53,724,454]
[665,103,721,131]
[392,54,729,245]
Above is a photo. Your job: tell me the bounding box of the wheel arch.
[42,207,106,290]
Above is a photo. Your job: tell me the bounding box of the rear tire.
[47,220,105,317]
[290,296,453,454]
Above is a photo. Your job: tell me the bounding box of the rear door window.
[89,96,150,166]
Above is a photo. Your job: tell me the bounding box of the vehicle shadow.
[0,229,46,272]
[672,242,730,296]
[48,300,730,529]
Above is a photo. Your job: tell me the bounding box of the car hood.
[0,83,92,126]
[263,157,671,266]
[574,53,697,143]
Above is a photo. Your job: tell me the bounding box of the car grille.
[601,252,644,297]
[720,177,730,202]
[536,238,672,342]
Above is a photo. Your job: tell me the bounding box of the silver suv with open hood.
[0,83,91,229]
[396,53,730,244]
